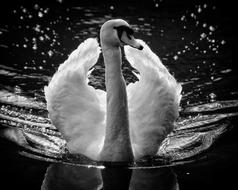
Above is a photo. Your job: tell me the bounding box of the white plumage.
[44,37,182,160]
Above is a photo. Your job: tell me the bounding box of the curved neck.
[100,45,133,161]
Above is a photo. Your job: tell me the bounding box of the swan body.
[44,19,182,161]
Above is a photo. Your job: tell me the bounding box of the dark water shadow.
[41,163,179,190]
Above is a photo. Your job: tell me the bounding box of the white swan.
[44,19,182,161]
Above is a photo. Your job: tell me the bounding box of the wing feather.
[44,38,106,160]
[125,40,182,159]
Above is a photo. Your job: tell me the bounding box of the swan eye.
[113,25,134,41]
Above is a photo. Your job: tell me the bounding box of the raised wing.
[44,38,106,160]
[125,40,182,159]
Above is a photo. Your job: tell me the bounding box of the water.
[0,0,236,189]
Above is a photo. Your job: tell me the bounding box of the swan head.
[100,19,143,50]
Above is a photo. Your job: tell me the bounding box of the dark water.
[0,0,237,189]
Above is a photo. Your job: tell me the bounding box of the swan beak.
[120,31,143,50]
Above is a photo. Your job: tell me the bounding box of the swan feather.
[125,40,182,158]
[44,38,106,160]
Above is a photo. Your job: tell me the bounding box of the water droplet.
[23,44,27,48]
[39,66,43,70]
[48,50,54,57]
[181,15,185,21]
[32,44,37,50]
[38,11,43,18]
[197,7,202,13]
[209,92,216,102]
[173,55,178,60]
[190,13,196,19]
[209,26,215,31]
[39,36,44,41]
[155,3,159,7]
[110,5,114,10]
[203,4,207,9]
[200,33,206,39]
[203,23,207,28]
[33,24,41,32]
[221,40,226,45]
[22,8,27,13]
[34,4,39,10]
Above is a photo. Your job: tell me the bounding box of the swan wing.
[125,40,182,159]
[44,38,106,160]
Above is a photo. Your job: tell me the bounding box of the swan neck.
[100,45,134,161]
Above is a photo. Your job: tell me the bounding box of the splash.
[0,89,237,168]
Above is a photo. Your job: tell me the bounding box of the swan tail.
[125,40,182,159]
[44,38,105,160]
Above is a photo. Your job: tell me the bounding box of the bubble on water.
[43,60,46,63]
[203,50,207,54]
[110,5,114,10]
[203,4,207,9]
[155,3,159,8]
[28,14,33,19]
[20,16,24,20]
[203,23,207,28]
[23,44,27,48]
[39,66,43,70]
[13,10,17,14]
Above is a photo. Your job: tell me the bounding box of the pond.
[0,0,236,189]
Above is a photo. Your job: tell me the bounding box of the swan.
[44,19,182,162]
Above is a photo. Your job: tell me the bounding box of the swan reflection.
[41,163,179,190]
